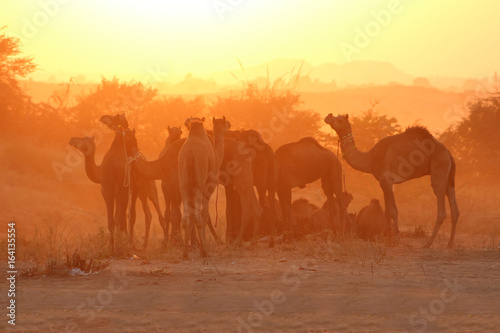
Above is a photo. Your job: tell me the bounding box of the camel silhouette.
[276,137,345,237]
[325,113,459,248]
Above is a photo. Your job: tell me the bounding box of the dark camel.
[69,135,165,247]
[276,137,345,237]
[356,199,386,241]
[211,121,263,245]
[99,114,166,245]
[310,191,354,234]
[325,113,459,248]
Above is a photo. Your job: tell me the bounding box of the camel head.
[239,129,266,150]
[69,136,96,156]
[100,113,129,131]
[324,113,352,137]
[212,116,230,138]
[167,126,182,141]
[184,116,205,131]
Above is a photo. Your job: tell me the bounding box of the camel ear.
[226,121,231,130]
[201,117,205,122]
[345,114,349,120]
[91,136,95,141]
[168,126,171,130]
[212,117,215,124]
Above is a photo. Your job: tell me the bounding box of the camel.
[356,199,386,241]
[276,137,345,237]
[291,198,319,236]
[177,117,218,258]
[69,135,165,247]
[310,191,354,234]
[158,126,183,243]
[214,129,263,245]
[325,113,460,248]
[237,130,279,242]
[159,126,182,158]
[80,126,131,250]
[99,114,167,245]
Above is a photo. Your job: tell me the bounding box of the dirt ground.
[2,235,500,333]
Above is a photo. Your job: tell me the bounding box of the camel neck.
[340,131,372,174]
[213,133,225,169]
[84,151,101,183]
[134,155,163,180]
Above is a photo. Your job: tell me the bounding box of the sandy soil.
[2,237,500,333]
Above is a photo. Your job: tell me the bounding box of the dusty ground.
[2,235,500,333]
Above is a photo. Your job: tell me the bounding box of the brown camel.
[158,126,183,242]
[69,135,165,247]
[85,126,131,249]
[325,114,460,248]
[237,130,279,242]
[276,137,345,237]
[99,114,167,245]
[212,122,263,245]
[356,199,386,241]
[291,198,319,236]
[178,117,217,258]
[310,191,354,233]
[159,126,182,158]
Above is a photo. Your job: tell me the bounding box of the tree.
[349,100,401,150]
[441,92,500,180]
[0,28,36,135]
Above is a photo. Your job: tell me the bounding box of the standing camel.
[69,136,165,247]
[99,114,166,245]
[324,113,459,248]
[212,124,263,245]
[178,117,217,258]
[237,129,279,243]
[276,137,345,237]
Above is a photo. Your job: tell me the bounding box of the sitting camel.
[310,191,354,234]
[291,198,319,236]
[356,199,386,241]
[98,114,166,246]
[69,136,165,247]
[325,114,459,248]
[276,137,345,237]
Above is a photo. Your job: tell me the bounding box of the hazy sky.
[1,0,499,82]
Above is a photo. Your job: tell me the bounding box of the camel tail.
[448,153,456,188]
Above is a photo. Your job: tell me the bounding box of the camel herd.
[69,112,460,258]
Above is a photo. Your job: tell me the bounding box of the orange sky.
[1,0,499,82]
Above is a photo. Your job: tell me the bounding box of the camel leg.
[225,185,236,242]
[277,187,293,237]
[103,188,115,251]
[425,192,447,248]
[181,199,192,259]
[446,186,460,249]
[161,182,171,241]
[267,187,277,248]
[171,195,182,244]
[129,191,138,246]
[381,182,399,244]
[234,196,251,246]
[198,198,209,258]
[141,197,152,248]
[148,181,166,241]
[250,189,263,245]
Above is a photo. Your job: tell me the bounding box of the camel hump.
[298,137,324,148]
[404,126,434,138]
